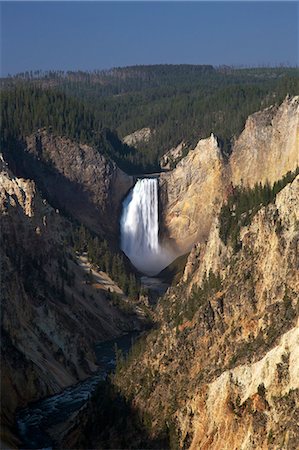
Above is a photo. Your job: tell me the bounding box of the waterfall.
[120,178,173,276]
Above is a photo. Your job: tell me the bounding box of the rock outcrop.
[159,96,299,251]
[159,133,225,252]
[190,323,299,450]
[182,217,230,286]
[159,141,188,169]
[6,131,133,239]
[123,127,153,147]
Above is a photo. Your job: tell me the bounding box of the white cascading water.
[120,178,174,276]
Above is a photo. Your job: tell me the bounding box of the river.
[16,332,139,449]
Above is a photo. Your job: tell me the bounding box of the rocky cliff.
[159,133,225,252]
[0,156,138,444]
[230,95,299,187]
[111,175,299,449]
[159,141,188,170]
[159,96,299,251]
[5,130,133,239]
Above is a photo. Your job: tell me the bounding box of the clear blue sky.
[1,1,298,76]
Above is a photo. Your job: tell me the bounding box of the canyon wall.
[159,96,299,251]
[0,156,138,443]
[113,175,299,449]
[230,95,299,187]
[5,130,133,239]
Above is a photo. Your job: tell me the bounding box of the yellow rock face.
[159,133,225,252]
[190,324,299,450]
[0,155,36,218]
[230,95,299,187]
[160,97,299,251]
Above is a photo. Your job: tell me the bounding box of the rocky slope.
[5,130,133,239]
[123,127,154,147]
[159,141,188,170]
[159,96,299,251]
[0,156,139,445]
[109,175,299,449]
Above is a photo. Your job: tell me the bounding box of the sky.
[1,1,298,76]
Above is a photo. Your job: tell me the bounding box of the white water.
[120,178,174,275]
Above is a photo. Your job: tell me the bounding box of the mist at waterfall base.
[120,178,175,276]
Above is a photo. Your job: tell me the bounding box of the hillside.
[2,65,298,172]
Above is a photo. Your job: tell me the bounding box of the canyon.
[1,94,298,449]
[63,96,298,449]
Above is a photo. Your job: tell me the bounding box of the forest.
[1,65,298,173]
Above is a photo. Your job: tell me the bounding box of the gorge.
[1,67,298,450]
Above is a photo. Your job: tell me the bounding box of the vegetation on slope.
[160,270,222,327]
[219,167,299,250]
[68,223,140,300]
[1,65,298,173]
[0,86,143,174]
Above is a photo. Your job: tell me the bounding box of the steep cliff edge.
[159,133,225,252]
[0,156,138,444]
[111,175,299,449]
[230,95,299,187]
[5,130,133,239]
[159,96,299,250]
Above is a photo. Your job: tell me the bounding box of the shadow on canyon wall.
[3,139,102,228]
[62,378,172,450]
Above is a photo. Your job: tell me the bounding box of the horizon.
[3,62,298,79]
[1,1,298,76]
